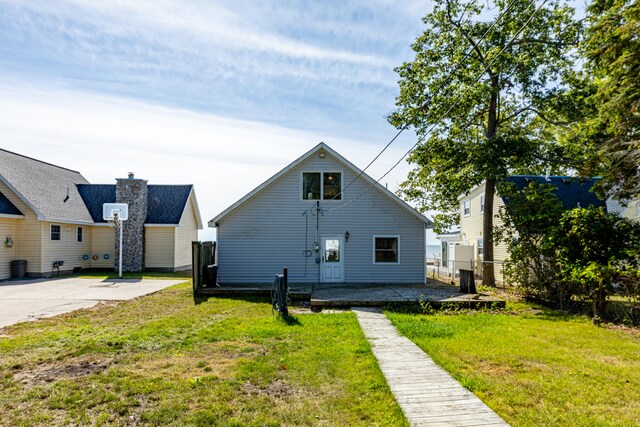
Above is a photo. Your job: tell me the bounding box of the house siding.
[0,218,18,279]
[145,227,175,268]
[90,226,115,269]
[0,180,42,275]
[459,184,508,282]
[174,196,198,269]
[216,152,426,285]
[41,222,92,274]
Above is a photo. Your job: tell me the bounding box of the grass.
[0,281,406,426]
[386,302,640,427]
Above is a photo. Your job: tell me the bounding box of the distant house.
[443,176,607,281]
[209,143,432,285]
[0,149,202,279]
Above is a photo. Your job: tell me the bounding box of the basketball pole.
[115,212,123,278]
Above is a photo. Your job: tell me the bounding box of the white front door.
[321,236,343,283]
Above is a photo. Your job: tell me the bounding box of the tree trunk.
[483,74,499,287]
[483,177,496,287]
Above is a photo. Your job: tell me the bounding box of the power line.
[321,0,522,208]
[326,0,550,213]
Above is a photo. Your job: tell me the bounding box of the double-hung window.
[463,200,471,216]
[76,227,83,243]
[477,239,484,256]
[302,172,341,200]
[50,224,61,241]
[374,236,399,264]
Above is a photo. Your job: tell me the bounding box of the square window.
[463,200,470,216]
[302,173,321,200]
[323,172,341,200]
[76,227,83,243]
[50,224,61,241]
[374,237,399,263]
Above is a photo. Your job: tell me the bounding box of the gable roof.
[504,176,606,210]
[0,149,94,223]
[0,191,22,216]
[77,183,202,227]
[209,142,432,227]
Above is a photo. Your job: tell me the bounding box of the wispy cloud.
[0,83,418,239]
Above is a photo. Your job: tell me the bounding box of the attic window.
[302,172,341,200]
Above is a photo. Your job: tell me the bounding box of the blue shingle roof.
[0,191,22,216]
[147,185,193,224]
[504,176,606,210]
[77,184,192,224]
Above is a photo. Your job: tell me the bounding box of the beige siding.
[90,226,115,269]
[174,196,198,268]
[145,227,175,268]
[0,218,18,279]
[41,222,93,274]
[0,180,42,273]
[622,199,640,221]
[459,183,509,282]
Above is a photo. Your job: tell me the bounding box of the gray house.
[209,143,432,285]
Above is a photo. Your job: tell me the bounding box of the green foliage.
[575,0,640,199]
[500,191,640,320]
[389,0,581,232]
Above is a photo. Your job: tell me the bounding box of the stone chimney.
[115,172,148,272]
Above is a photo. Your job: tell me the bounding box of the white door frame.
[321,235,344,283]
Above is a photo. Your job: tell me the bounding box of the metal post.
[118,218,123,278]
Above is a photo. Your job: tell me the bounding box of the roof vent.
[128,172,135,179]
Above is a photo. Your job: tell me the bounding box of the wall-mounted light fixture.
[5,237,14,248]
[344,231,350,241]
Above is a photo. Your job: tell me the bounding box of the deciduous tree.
[389,0,581,286]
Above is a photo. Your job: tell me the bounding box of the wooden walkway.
[354,307,509,427]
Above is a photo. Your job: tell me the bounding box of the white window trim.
[480,194,485,212]
[76,226,83,244]
[300,170,344,202]
[372,235,400,265]
[463,199,471,217]
[50,224,61,242]
[477,238,484,256]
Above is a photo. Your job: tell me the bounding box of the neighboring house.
[0,149,202,279]
[209,143,432,285]
[444,175,606,282]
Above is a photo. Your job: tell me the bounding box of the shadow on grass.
[192,293,270,306]
[277,314,301,326]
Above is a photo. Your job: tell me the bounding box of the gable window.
[76,226,83,243]
[463,200,471,216]
[302,172,341,200]
[50,224,61,241]
[374,236,399,264]
[477,238,484,256]
[480,195,485,212]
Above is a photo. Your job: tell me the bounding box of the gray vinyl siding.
[216,152,426,284]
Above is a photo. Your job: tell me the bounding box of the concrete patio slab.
[0,277,185,328]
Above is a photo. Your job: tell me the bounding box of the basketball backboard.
[103,203,129,221]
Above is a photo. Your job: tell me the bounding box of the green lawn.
[386,303,640,427]
[0,282,406,426]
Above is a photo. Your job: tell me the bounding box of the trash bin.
[10,260,27,279]
[204,264,218,287]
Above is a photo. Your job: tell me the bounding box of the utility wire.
[326,0,550,213]
[321,0,522,208]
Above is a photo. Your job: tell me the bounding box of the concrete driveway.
[0,277,186,328]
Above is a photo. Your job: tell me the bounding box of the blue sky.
[0,0,435,240]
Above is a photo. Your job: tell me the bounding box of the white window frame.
[372,235,400,265]
[477,238,484,256]
[463,199,471,217]
[76,226,83,243]
[480,194,485,212]
[300,171,344,201]
[50,224,61,242]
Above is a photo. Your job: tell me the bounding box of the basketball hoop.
[103,203,128,278]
